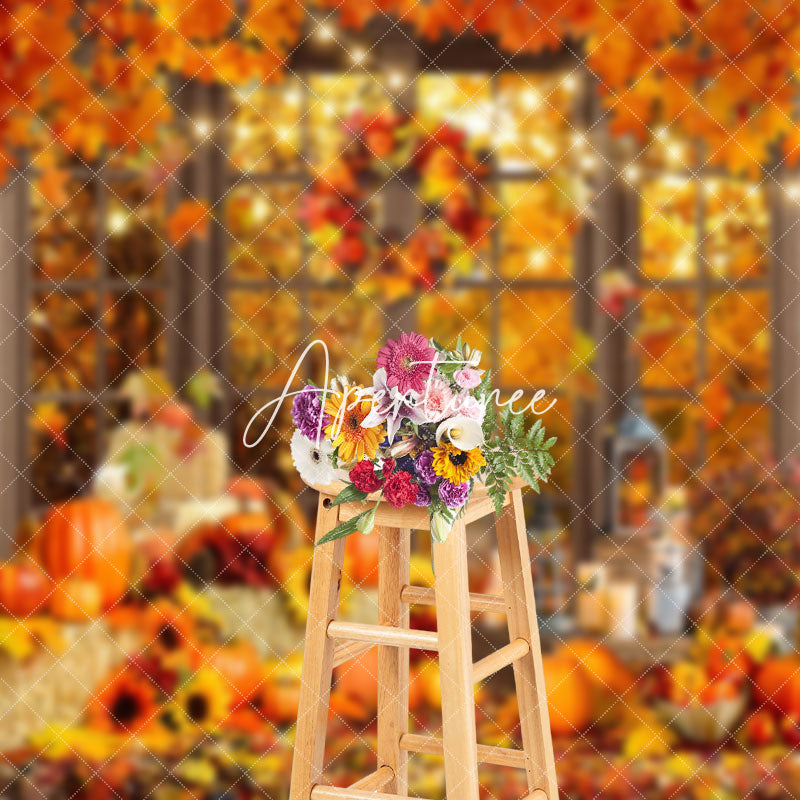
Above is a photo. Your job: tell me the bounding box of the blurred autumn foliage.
[3,0,800,180]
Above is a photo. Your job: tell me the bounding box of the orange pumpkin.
[542,654,594,738]
[261,654,303,724]
[50,579,102,621]
[205,640,265,703]
[755,657,800,711]
[343,532,380,587]
[556,639,635,725]
[31,499,131,609]
[0,561,52,617]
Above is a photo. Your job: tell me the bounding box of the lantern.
[610,399,666,537]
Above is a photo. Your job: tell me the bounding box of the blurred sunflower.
[143,600,200,668]
[88,668,159,734]
[174,668,232,732]
[431,443,485,483]
[324,391,382,463]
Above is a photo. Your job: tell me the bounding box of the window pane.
[495,73,574,172]
[417,289,492,352]
[228,289,302,388]
[499,289,572,386]
[637,289,698,390]
[417,73,493,150]
[640,178,697,280]
[30,290,98,391]
[706,290,770,392]
[706,179,769,281]
[29,403,96,502]
[31,176,97,280]
[499,181,575,279]
[706,401,771,464]
[308,75,392,168]
[106,179,166,279]
[224,182,303,281]
[103,289,166,385]
[229,81,304,173]
[307,291,384,384]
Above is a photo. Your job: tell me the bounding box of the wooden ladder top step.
[327,620,438,651]
[399,733,527,770]
[400,585,506,614]
[472,637,530,684]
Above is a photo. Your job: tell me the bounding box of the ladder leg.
[432,518,480,800]
[495,489,559,800]
[289,496,346,800]
[377,526,411,794]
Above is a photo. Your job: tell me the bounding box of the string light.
[624,164,641,183]
[387,71,405,91]
[108,209,128,234]
[234,122,250,141]
[284,88,302,106]
[787,182,800,201]
[521,88,541,110]
[562,74,578,93]
[252,196,271,222]
[194,118,211,137]
[528,249,549,272]
[316,24,333,42]
[350,47,367,65]
[580,152,598,171]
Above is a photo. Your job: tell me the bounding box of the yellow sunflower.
[173,668,232,732]
[324,391,383,463]
[431,443,486,484]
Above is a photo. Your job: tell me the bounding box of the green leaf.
[316,508,373,545]
[329,484,369,507]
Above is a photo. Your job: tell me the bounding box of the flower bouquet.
[289,332,557,544]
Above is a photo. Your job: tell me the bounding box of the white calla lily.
[435,415,484,450]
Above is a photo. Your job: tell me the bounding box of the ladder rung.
[399,733,527,769]
[327,620,438,651]
[332,639,374,668]
[311,787,421,800]
[348,765,394,791]
[472,637,530,683]
[400,585,506,614]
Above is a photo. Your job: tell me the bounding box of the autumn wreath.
[299,112,493,299]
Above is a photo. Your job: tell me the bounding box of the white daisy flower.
[290,429,337,485]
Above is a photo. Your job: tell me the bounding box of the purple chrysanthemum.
[438,479,470,509]
[375,332,436,395]
[413,485,432,507]
[414,450,437,485]
[292,386,330,441]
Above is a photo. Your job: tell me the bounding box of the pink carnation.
[453,392,486,424]
[454,368,483,389]
[420,376,454,423]
[376,332,436,395]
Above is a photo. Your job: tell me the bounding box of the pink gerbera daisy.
[376,332,436,395]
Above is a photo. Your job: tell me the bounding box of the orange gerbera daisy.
[88,667,159,734]
[324,390,383,463]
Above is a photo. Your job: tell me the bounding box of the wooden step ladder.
[288,480,559,800]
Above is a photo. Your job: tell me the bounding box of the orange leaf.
[166,200,210,245]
